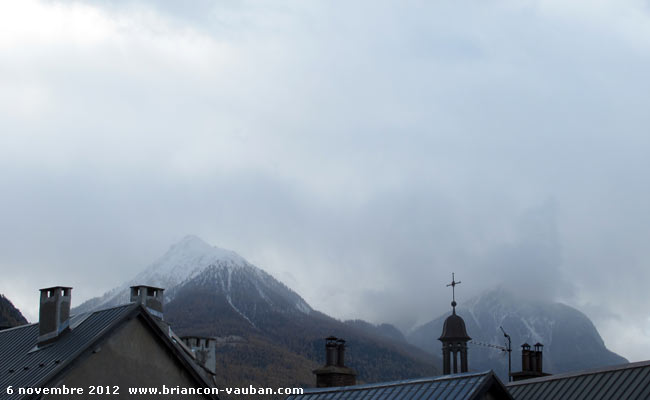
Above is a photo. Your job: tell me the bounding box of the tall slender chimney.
[521,343,531,371]
[130,286,164,319]
[38,286,72,345]
[336,339,346,367]
[534,343,544,373]
[326,336,338,366]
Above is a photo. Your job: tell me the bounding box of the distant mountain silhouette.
[0,294,28,328]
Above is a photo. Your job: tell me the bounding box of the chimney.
[521,343,531,371]
[130,286,164,319]
[313,337,357,388]
[511,342,549,382]
[181,336,217,374]
[326,336,338,366]
[534,343,544,373]
[336,339,346,367]
[38,286,72,345]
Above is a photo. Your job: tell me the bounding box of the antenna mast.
[469,327,512,382]
[500,326,512,382]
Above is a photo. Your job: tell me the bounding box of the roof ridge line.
[302,371,493,393]
[506,360,650,386]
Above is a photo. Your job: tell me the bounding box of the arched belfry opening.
[438,273,471,374]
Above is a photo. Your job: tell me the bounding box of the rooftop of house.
[287,370,513,400]
[506,359,650,400]
[0,302,215,399]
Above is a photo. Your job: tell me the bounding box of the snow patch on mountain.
[407,286,627,379]
[74,235,312,318]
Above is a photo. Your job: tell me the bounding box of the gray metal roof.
[0,301,218,400]
[0,304,136,400]
[506,360,650,400]
[286,371,512,400]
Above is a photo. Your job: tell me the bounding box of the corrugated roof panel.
[561,374,583,399]
[463,378,483,398]
[442,379,464,400]
[427,379,451,399]
[597,369,629,400]
[331,390,349,400]
[445,378,473,400]
[420,381,447,400]
[619,367,650,399]
[391,382,413,400]
[290,371,501,400]
[615,367,644,399]
[508,380,534,399]
[580,368,614,400]
[342,389,363,400]
[0,304,136,400]
[506,361,650,400]
[315,391,332,400]
[634,376,650,400]
[365,388,381,399]
[569,373,598,400]
[410,381,432,400]
[376,384,397,400]
[625,370,650,399]
[595,368,633,400]
[542,373,572,400]
[530,377,557,400]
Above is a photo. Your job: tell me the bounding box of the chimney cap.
[130,285,164,291]
[40,286,73,291]
[38,286,72,345]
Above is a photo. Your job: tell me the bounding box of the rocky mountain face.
[0,294,28,328]
[407,287,627,380]
[75,235,439,390]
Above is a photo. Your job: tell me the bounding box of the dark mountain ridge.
[0,294,28,328]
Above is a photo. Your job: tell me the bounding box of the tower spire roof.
[439,272,471,341]
[439,272,471,374]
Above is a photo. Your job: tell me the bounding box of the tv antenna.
[469,326,512,382]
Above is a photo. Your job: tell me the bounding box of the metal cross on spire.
[446,272,461,313]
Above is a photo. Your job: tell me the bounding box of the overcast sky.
[2,0,650,361]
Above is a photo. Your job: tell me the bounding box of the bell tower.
[438,273,471,374]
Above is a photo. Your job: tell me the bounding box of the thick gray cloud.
[2,0,650,360]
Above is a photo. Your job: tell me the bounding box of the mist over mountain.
[75,235,440,388]
[74,234,629,387]
[407,287,627,380]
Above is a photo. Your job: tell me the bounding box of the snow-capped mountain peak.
[73,235,311,318]
[132,235,252,290]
